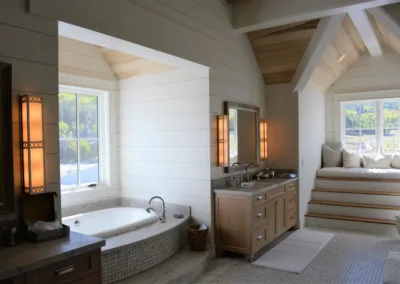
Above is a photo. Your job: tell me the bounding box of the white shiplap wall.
[117,68,212,227]
[0,0,59,221]
[30,0,266,231]
[326,51,400,143]
[299,86,325,226]
[58,37,120,209]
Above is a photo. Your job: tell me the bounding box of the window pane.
[59,93,77,138]
[360,104,376,128]
[79,140,99,184]
[345,130,361,153]
[383,102,399,129]
[345,104,360,128]
[383,129,400,153]
[361,129,376,154]
[60,140,78,187]
[79,95,98,138]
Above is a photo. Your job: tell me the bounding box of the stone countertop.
[0,231,105,280]
[213,177,298,196]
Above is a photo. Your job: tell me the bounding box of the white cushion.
[322,144,342,167]
[316,167,400,180]
[343,150,361,168]
[392,155,400,169]
[363,155,392,169]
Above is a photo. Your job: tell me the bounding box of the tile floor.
[194,229,400,284]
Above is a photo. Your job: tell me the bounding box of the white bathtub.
[62,207,159,239]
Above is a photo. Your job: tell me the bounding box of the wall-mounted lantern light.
[217,115,229,167]
[260,119,268,160]
[20,94,45,195]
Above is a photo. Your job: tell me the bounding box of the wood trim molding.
[309,199,400,210]
[313,188,400,196]
[305,212,396,225]
[316,177,400,183]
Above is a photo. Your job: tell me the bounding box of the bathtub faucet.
[146,196,166,223]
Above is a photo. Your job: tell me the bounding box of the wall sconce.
[20,94,45,195]
[217,115,229,167]
[260,120,268,160]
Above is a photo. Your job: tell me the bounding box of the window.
[342,99,400,155]
[59,86,108,190]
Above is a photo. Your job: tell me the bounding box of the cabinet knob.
[257,213,263,218]
[257,235,263,240]
[289,198,294,202]
[257,196,263,201]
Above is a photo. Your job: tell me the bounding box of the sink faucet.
[146,196,166,223]
[244,163,260,182]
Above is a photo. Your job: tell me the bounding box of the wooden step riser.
[315,179,400,192]
[305,217,399,237]
[308,204,400,220]
[312,192,400,207]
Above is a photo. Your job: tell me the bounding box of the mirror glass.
[227,103,259,166]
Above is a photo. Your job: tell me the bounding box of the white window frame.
[340,98,400,155]
[59,85,111,192]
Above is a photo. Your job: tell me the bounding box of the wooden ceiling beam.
[233,0,400,34]
[348,9,382,56]
[292,14,345,92]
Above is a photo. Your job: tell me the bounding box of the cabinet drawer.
[252,227,267,253]
[286,208,297,228]
[252,204,267,226]
[285,182,296,192]
[266,186,284,200]
[252,193,266,207]
[286,191,296,211]
[26,250,101,284]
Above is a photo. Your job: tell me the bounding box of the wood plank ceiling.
[247,19,320,85]
[307,15,367,92]
[98,47,177,80]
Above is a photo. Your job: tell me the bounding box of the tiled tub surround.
[62,196,191,284]
[102,209,190,284]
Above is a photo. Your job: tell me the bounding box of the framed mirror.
[0,62,15,216]
[224,101,260,173]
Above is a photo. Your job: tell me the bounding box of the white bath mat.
[253,229,334,273]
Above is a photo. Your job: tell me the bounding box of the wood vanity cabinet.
[1,249,102,284]
[215,181,298,260]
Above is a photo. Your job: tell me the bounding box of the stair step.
[305,212,396,225]
[118,246,213,284]
[313,188,400,196]
[309,200,400,211]
[315,179,400,192]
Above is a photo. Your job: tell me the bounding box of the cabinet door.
[267,196,285,240]
[276,196,286,234]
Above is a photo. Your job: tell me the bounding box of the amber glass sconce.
[260,120,268,160]
[20,94,45,195]
[217,115,229,167]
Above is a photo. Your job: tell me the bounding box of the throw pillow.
[363,155,392,169]
[392,155,400,169]
[343,150,361,168]
[322,144,342,167]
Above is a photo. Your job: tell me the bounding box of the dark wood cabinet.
[2,249,102,284]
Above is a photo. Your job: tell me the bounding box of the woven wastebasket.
[187,224,208,251]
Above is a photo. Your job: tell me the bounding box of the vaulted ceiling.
[98,47,177,80]
[59,36,177,81]
[247,19,320,85]
[225,2,400,93]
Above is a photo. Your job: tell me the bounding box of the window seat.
[316,167,400,182]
